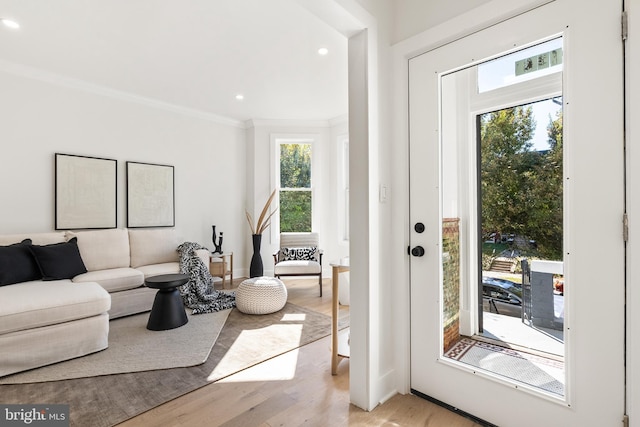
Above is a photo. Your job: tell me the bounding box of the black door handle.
[411,246,425,257]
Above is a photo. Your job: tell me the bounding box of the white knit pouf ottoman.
[236,276,288,314]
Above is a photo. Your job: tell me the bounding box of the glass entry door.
[408,1,624,425]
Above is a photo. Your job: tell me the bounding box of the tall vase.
[249,234,263,278]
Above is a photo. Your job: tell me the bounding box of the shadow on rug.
[0,303,349,427]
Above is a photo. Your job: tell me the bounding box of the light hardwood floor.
[118,278,481,427]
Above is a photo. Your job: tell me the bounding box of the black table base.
[147,287,188,331]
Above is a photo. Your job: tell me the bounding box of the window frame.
[271,134,318,237]
[337,134,349,244]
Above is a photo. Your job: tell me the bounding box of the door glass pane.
[477,38,563,93]
[440,39,565,397]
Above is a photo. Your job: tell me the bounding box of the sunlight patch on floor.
[207,324,303,382]
[216,348,300,383]
[281,313,306,321]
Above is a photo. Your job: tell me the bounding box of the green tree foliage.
[528,110,563,259]
[280,144,311,188]
[480,105,563,260]
[280,191,312,232]
[279,144,312,232]
[481,106,537,237]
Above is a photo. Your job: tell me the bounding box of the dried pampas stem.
[246,189,278,235]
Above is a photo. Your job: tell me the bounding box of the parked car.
[482,277,523,318]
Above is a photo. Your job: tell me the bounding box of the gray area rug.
[0,303,347,427]
[0,309,231,384]
[445,337,565,396]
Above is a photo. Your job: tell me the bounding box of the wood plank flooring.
[118,278,481,427]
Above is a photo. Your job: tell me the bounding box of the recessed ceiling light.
[318,47,329,56]
[1,18,20,29]
[235,94,244,101]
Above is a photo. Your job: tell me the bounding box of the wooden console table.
[331,260,350,375]
[210,252,233,288]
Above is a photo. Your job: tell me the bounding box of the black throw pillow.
[0,239,42,286]
[29,237,87,281]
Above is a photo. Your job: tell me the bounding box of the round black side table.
[145,273,189,331]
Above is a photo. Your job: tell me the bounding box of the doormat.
[444,337,565,396]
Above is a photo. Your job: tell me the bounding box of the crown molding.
[246,118,330,128]
[245,116,348,129]
[328,114,348,127]
[0,59,245,129]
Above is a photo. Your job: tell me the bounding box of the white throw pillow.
[128,229,180,268]
[67,229,130,272]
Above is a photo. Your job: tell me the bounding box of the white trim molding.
[0,59,245,128]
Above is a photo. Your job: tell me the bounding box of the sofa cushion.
[195,249,211,267]
[67,229,131,272]
[274,260,322,275]
[0,239,41,286]
[29,237,87,281]
[128,229,180,268]
[0,280,111,335]
[279,232,319,248]
[0,313,109,378]
[73,267,144,292]
[108,286,156,319]
[136,262,180,279]
[0,232,66,246]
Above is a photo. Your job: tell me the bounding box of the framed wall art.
[126,161,175,228]
[55,153,117,230]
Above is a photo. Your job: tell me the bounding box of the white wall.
[0,69,247,270]
[390,0,492,44]
[343,0,397,410]
[245,119,349,277]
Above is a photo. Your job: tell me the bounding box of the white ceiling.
[0,0,349,123]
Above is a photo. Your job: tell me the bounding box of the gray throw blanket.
[177,242,236,314]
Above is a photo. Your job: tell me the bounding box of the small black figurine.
[216,232,224,254]
[212,225,223,254]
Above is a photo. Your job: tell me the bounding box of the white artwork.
[55,153,117,230]
[126,162,175,228]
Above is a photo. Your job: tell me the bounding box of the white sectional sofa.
[0,228,207,377]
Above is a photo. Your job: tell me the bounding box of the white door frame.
[625,0,640,425]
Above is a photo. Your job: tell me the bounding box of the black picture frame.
[55,153,117,230]
[126,161,175,228]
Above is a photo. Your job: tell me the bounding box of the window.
[278,140,313,232]
[440,36,564,378]
[477,38,563,93]
[338,135,349,242]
